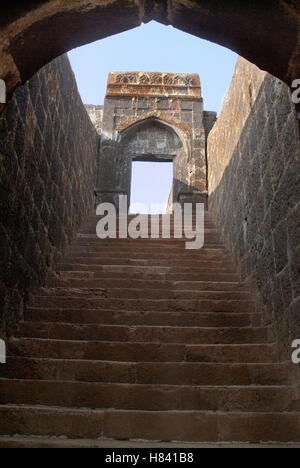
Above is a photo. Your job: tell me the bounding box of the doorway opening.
[130,161,173,214]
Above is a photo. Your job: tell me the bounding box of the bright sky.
[68,21,237,212]
[130,162,173,214]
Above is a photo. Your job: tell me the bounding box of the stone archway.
[96,116,190,210]
[95,70,212,210]
[1,1,300,100]
[121,117,186,209]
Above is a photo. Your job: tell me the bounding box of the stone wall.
[122,120,182,157]
[1,1,300,105]
[85,105,103,135]
[203,111,217,142]
[0,55,99,337]
[208,57,300,354]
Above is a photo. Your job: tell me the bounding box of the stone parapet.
[106,72,201,100]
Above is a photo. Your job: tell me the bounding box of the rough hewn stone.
[208,57,300,357]
[0,1,300,101]
[0,55,98,337]
[84,105,103,135]
[92,71,215,209]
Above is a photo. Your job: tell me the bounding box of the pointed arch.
[119,115,192,163]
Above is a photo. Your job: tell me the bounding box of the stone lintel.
[106,72,201,99]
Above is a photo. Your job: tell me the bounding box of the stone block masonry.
[208,57,300,363]
[0,55,99,337]
[93,71,216,210]
[1,1,300,103]
[85,105,103,135]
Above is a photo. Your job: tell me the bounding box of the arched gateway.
[94,71,216,210]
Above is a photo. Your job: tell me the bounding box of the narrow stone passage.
[0,213,299,446]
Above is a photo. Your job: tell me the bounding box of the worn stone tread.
[0,405,299,442]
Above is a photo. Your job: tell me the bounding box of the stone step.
[93,214,215,219]
[17,322,270,344]
[60,257,235,268]
[25,308,261,327]
[1,436,297,448]
[0,357,289,386]
[63,253,231,263]
[92,219,216,224]
[58,263,237,274]
[2,211,294,445]
[75,226,219,235]
[74,234,223,242]
[78,231,220,239]
[8,338,279,363]
[0,379,295,412]
[30,296,255,313]
[79,223,218,230]
[81,223,217,229]
[81,217,216,223]
[56,270,240,282]
[78,224,217,230]
[0,405,299,442]
[74,238,224,248]
[81,220,216,226]
[79,218,215,224]
[67,245,226,254]
[36,287,251,301]
[48,278,248,292]
[78,229,219,236]
[64,247,230,256]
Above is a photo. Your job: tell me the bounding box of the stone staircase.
[0,213,299,447]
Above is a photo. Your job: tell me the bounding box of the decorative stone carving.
[173,75,183,85]
[124,74,137,83]
[115,73,137,84]
[110,72,198,89]
[162,74,195,86]
[115,74,124,83]
[164,74,175,85]
[151,74,162,84]
[183,76,194,86]
[140,74,150,84]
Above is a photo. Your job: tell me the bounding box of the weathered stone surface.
[106,71,201,99]
[94,71,215,209]
[1,1,300,101]
[0,212,298,445]
[85,105,103,135]
[0,55,98,337]
[208,57,300,359]
[0,2,299,444]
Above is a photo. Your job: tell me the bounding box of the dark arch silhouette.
[0,1,299,100]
